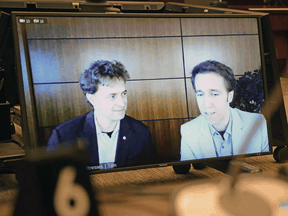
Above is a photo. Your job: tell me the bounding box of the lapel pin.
[123,136,126,140]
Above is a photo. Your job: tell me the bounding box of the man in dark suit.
[47,60,155,170]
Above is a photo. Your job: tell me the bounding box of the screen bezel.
[11,11,276,174]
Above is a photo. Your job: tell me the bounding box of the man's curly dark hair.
[79,60,130,96]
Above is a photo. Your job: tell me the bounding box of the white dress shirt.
[94,112,120,169]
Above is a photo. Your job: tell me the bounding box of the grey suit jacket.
[180,108,269,161]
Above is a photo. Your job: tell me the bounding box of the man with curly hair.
[180,60,269,161]
[47,60,155,170]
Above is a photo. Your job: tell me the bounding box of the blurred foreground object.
[173,173,288,215]
[13,139,99,216]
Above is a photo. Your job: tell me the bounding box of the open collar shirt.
[94,111,120,166]
[208,110,233,157]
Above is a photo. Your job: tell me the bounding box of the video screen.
[13,13,270,172]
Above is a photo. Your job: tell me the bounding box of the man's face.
[194,72,233,131]
[87,80,127,123]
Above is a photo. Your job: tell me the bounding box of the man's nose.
[204,96,212,108]
[116,95,125,107]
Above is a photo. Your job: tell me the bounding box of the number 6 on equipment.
[54,166,91,216]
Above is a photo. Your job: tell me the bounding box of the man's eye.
[122,92,127,96]
[196,93,203,97]
[108,95,115,99]
[212,93,219,97]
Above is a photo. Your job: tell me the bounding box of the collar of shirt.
[208,108,233,157]
[94,111,120,136]
[208,109,233,138]
[94,110,120,165]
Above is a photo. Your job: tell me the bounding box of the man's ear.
[228,90,234,103]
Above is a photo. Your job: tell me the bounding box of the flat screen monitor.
[11,11,279,173]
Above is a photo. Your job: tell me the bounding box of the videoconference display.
[14,13,270,172]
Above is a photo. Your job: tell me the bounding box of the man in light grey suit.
[180,60,269,161]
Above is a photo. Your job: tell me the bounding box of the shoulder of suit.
[55,110,92,131]
[232,108,264,120]
[123,115,149,132]
[181,115,204,131]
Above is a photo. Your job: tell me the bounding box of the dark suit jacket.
[47,111,155,168]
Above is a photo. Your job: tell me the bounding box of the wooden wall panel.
[126,79,188,120]
[34,83,92,127]
[26,17,181,39]
[183,35,261,77]
[185,78,201,118]
[35,79,188,127]
[181,18,258,36]
[29,37,184,83]
[143,119,187,162]
[270,15,288,31]
[273,31,288,59]
[28,40,82,83]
